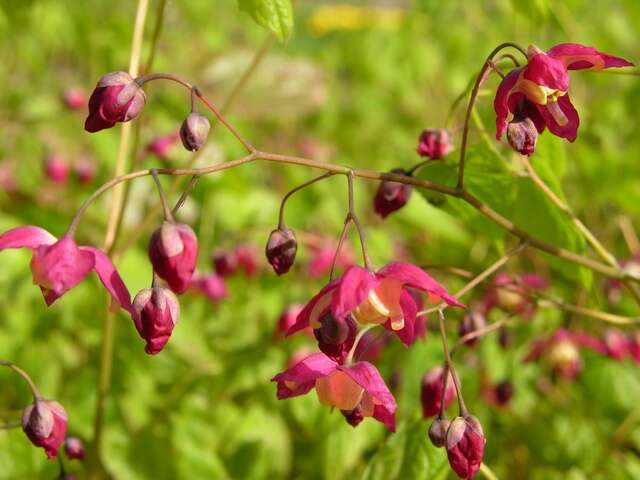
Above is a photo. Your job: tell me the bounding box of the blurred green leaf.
[237,0,293,41]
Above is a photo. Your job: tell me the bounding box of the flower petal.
[494,68,522,140]
[377,262,464,308]
[536,95,579,142]
[272,353,338,399]
[287,279,340,335]
[342,361,397,431]
[81,247,133,315]
[331,266,379,319]
[383,289,417,347]
[0,226,57,251]
[547,43,634,70]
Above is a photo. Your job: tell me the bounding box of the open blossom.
[421,366,456,418]
[483,272,547,317]
[373,169,412,218]
[85,71,146,132]
[272,352,397,431]
[22,400,68,459]
[132,286,180,355]
[495,43,633,146]
[446,415,485,479]
[417,129,452,159]
[148,221,198,294]
[0,226,132,312]
[288,263,463,347]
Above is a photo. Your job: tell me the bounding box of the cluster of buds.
[44,154,97,185]
[483,272,548,318]
[213,244,258,278]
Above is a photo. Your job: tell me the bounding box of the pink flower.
[308,244,354,278]
[417,129,452,159]
[45,154,70,184]
[483,272,547,317]
[148,221,198,294]
[64,436,85,460]
[266,228,298,275]
[495,43,633,144]
[63,88,87,111]
[132,286,180,355]
[276,304,308,338]
[446,415,485,479]
[147,132,179,159]
[421,366,456,418]
[289,262,463,347]
[22,399,68,459]
[373,169,412,218]
[272,352,397,431]
[0,226,132,312]
[603,329,629,361]
[190,272,228,303]
[85,71,146,133]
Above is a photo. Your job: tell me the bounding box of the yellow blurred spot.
[308,5,405,35]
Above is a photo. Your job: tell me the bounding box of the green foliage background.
[0,0,639,478]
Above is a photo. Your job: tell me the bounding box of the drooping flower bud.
[63,88,86,111]
[132,286,180,355]
[428,417,451,448]
[506,116,538,156]
[74,156,96,185]
[191,272,228,303]
[421,366,456,418]
[604,329,629,361]
[212,249,238,277]
[265,228,297,275]
[276,304,306,338]
[148,221,198,294]
[180,112,211,152]
[45,155,70,184]
[494,381,514,407]
[147,133,179,160]
[446,415,485,479]
[373,169,412,218]
[235,244,258,277]
[22,399,68,459]
[314,313,356,363]
[85,71,146,133]
[64,436,85,460]
[417,129,452,159]
[458,311,486,347]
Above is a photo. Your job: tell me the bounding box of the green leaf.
[237,0,293,42]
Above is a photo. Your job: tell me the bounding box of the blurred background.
[0,0,639,478]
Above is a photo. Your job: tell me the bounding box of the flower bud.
[341,404,365,428]
[235,244,258,277]
[191,272,228,303]
[373,169,412,218]
[45,154,70,184]
[446,415,485,479]
[428,417,451,448]
[63,88,86,111]
[85,71,146,133]
[74,156,96,185]
[22,399,68,459]
[604,329,629,360]
[265,228,297,275]
[314,313,356,363]
[212,249,238,277]
[64,436,85,460]
[417,129,452,159]
[506,116,538,156]
[421,366,456,418]
[148,221,198,294]
[180,112,211,152]
[132,286,180,355]
[494,381,514,407]
[147,133,179,160]
[458,311,486,347]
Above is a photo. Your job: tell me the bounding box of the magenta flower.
[63,88,86,111]
[417,129,452,159]
[289,263,463,347]
[190,272,228,303]
[272,352,397,431]
[64,436,85,460]
[235,244,259,278]
[495,43,633,144]
[132,286,180,355]
[373,169,412,219]
[0,226,132,312]
[85,71,146,133]
[421,366,456,418]
[22,399,68,459]
[276,304,309,338]
[44,154,70,184]
[307,243,354,278]
[603,329,629,361]
[483,272,547,317]
[148,221,198,294]
[147,132,179,160]
[446,415,485,479]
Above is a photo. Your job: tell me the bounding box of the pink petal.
[271,353,338,399]
[547,43,634,70]
[342,362,397,431]
[520,273,548,290]
[384,289,417,347]
[0,226,57,251]
[536,95,579,142]
[377,262,464,308]
[494,68,522,140]
[523,52,569,91]
[81,247,133,314]
[331,266,379,319]
[287,279,340,335]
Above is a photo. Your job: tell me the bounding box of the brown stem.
[330,215,352,281]
[346,171,372,270]
[151,169,174,222]
[172,175,200,216]
[277,172,334,229]
[437,310,467,416]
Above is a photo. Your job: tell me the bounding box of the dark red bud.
[148,221,198,294]
[212,249,238,277]
[64,436,85,460]
[74,157,96,184]
[180,112,211,152]
[417,129,452,159]
[22,400,68,459]
[494,381,514,407]
[45,155,70,184]
[428,417,451,448]
[132,286,180,355]
[373,168,412,218]
[265,228,297,275]
[459,311,486,347]
[316,312,349,345]
[506,116,538,156]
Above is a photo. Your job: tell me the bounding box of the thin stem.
[330,215,352,281]
[151,169,174,222]
[451,318,510,356]
[457,42,527,190]
[346,171,372,270]
[406,159,435,176]
[277,172,334,229]
[172,175,200,215]
[0,421,21,430]
[437,310,467,415]
[0,360,41,400]
[438,363,451,418]
[536,298,639,325]
[497,53,520,67]
[618,216,639,254]
[479,462,500,480]
[345,325,376,366]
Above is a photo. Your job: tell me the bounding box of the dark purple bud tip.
[64,436,85,460]
[507,116,538,156]
[459,311,487,347]
[429,417,451,448]
[373,168,412,219]
[316,313,350,345]
[180,112,211,152]
[265,228,297,276]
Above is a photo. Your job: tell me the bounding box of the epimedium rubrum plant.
[1,1,639,479]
